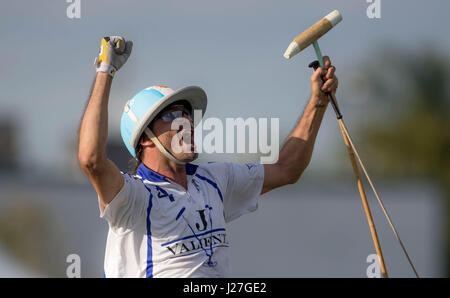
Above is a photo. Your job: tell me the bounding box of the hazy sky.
[1,0,449,176]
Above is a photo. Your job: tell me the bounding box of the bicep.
[84,159,124,209]
[261,163,292,194]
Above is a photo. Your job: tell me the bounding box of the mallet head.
[284,10,342,59]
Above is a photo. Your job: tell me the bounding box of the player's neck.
[142,156,188,189]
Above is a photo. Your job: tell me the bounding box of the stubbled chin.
[176,142,198,162]
[178,152,198,163]
[188,152,199,162]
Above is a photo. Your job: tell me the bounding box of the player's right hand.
[94,36,133,77]
[310,55,338,101]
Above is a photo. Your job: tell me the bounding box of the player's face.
[151,103,197,162]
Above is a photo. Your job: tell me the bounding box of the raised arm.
[262,56,338,194]
[78,36,133,209]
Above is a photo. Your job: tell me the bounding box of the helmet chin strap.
[143,127,187,165]
[125,103,193,165]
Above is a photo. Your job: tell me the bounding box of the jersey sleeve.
[99,173,148,233]
[221,162,265,223]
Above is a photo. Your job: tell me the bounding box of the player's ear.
[140,133,150,145]
[140,133,155,147]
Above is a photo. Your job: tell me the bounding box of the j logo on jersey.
[195,209,208,231]
[195,205,213,232]
[174,205,212,232]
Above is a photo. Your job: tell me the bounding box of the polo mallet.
[284,10,419,278]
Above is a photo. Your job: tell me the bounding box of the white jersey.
[100,162,264,278]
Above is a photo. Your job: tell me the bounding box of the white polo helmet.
[120,85,207,163]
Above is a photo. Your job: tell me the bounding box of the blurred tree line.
[350,47,450,276]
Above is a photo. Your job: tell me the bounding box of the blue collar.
[137,163,198,183]
[186,163,198,175]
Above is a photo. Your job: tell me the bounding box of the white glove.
[94,36,133,77]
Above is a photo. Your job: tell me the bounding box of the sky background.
[1,0,449,175]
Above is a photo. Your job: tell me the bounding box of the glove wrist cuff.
[96,62,117,77]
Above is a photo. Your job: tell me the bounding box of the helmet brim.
[129,86,207,150]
